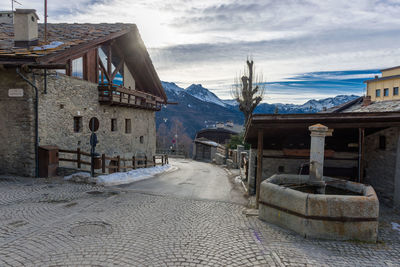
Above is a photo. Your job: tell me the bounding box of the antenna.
[11,0,22,11]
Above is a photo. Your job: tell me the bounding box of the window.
[384,88,389,97]
[376,89,381,97]
[379,135,386,150]
[394,87,399,96]
[125,119,131,134]
[73,117,82,133]
[111,118,117,132]
[140,136,144,144]
[71,57,83,79]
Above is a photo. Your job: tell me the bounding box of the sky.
[2,0,400,103]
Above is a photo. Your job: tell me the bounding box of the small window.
[394,87,399,96]
[140,136,144,144]
[125,119,131,134]
[384,88,389,97]
[73,117,82,133]
[379,135,386,150]
[278,166,285,173]
[111,118,117,132]
[376,89,381,97]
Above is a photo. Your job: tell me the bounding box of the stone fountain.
[258,124,379,242]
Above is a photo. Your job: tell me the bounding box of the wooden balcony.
[98,83,164,111]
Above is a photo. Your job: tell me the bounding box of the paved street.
[0,160,399,266]
[117,158,247,205]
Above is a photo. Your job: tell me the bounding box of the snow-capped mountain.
[161,81,184,96]
[157,80,360,138]
[185,84,227,107]
[222,99,239,106]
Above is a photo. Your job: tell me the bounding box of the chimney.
[216,122,224,128]
[14,9,39,47]
[374,75,379,79]
[226,121,234,127]
[362,95,371,107]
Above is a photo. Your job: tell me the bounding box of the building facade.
[0,9,167,177]
[366,66,400,102]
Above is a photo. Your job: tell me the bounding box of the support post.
[101,153,106,173]
[132,156,136,170]
[117,155,120,172]
[153,156,156,166]
[145,155,148,168]
[358,128,365,183]
[77,148,81,169]
[256,129,263,208]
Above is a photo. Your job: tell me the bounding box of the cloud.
[2,0,400,103]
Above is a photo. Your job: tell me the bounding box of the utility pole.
[44,0,48,43]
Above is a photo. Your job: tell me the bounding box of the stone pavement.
[0,176,400,266]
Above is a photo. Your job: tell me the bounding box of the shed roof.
[244,112,400,147]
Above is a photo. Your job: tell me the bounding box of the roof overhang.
[244,112,400,147]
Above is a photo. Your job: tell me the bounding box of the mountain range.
[156,82,360,138]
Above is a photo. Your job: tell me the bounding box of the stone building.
[244,66,400,209]
[0,9,167,177]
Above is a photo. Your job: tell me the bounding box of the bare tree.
[232,59,266,124]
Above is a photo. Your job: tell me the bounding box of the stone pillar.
[237,145,244,167]
[309,124,333,186]
[248,148,256,195]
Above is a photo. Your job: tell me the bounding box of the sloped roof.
[0,23,132,58]
[0,22,167,101]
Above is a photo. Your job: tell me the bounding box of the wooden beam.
[358,128,365,183]
[110,57,124,81]
[107,44,112,79]
[98,58,111,83]
[256,129,264,209]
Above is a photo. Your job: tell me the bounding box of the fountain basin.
[259,174,379,242]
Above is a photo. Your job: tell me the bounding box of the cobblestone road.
[0,174,400,266]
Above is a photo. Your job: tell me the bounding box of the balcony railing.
[98,83,164,111]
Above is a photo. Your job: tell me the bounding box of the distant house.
[244,66,400,209]
[193,121,242,161]
[193,138,220,162]
[195,121,243,144]
[0,9,167,177]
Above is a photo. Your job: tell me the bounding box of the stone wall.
[1,68,157,176]
[0,68,36,176]
[364,127,399,207]
[36,71,156,159]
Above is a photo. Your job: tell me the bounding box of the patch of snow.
[185,84,227,107]
[33,41,64,51]
[392,222,400,232]
[222,99,238,106]
[97,165,173,186]
[64,172,90,181]
[234,176,242,184]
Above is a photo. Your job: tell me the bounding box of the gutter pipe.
[16,68,39,178]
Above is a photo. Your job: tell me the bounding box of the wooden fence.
[59,148,168,174]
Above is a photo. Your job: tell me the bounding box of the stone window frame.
[73,116,82,133]
[111,118,118,132]
[125,119,132,134]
